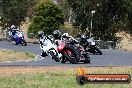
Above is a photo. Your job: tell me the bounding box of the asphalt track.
[0,41,132,67]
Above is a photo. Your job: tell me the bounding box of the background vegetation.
[66,0,132,41]
[0,49,35,61]
[0,0,35,29]
[0,0,132,41]
[27,0,64,37]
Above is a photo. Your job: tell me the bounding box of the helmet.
[15,27,19,31]
[62,33,70,39]
[38,31,45,38]
[63,33,69,37]
[11,25,15,29]
[80,34,87,44]
[53,30,61,39]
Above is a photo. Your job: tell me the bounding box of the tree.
[27,0,64,37]
[0,0,35,28]
[125,0,132,34]
[66,0,132,41]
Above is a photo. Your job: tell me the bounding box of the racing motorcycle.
[80,35,102,55]
[56,39,80,64]
[38,32,62,62]
[8,30,27,46]
[57,34,90,64]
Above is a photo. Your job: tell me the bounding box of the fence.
[95,40,116,49]
[0,30,116,49]
[0,30,7,40]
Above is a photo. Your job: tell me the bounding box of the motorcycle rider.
[80,34,89,48]
[10,25,18,41]
[61,33,87,55]
[52,30,90,63]
[38,31,45,40]
[80,34,102,55]
[53,30,62,40]
[61,33,90,63]
[11,25,19,36]
[52,30,63,46]
[80,34,89,45]
[62,33,79,44]
[38,31,48,57]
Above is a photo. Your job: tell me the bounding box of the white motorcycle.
[39,33,62,62]
[86,38,102,55]
[80,35,102,55]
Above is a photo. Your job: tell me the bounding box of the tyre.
[22,40,27,46]
[14,41,18,45]
[7,36,12,42]
[41,51,48,57]
[63,45,79,64]
[61,56,67,63]
[49,51,60,62]
[83,53,90,64]
[98,49,102,55]
[95,46,102,55]
[62,52,77,64]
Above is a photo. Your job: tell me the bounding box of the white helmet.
[63,33,69,37]
[11,25,15,29]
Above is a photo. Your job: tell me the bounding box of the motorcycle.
[9,30,27,46]
[58,35,90,64]
[56,39,80,64]
[82,37,102,55]
[39,34,62,62]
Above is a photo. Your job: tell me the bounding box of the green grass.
[25,52,35,59]
[0,67,131,88]
[0,49,35,62]
[0,73,130,88]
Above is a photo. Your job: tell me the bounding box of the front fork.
[49,49,62,59]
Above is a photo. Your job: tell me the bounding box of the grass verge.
[0,66,131,88]
[0,49,35,62]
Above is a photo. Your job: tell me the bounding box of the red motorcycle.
[57,40,80,64]
[61,36,90,64]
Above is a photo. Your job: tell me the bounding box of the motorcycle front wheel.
[49,51,60,62]
[95,45,102,55]
[22,40,27,46]
[62,45,79,64]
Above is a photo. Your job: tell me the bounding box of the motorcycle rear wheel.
[61,56,67,63]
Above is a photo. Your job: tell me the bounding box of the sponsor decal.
[76,67,131,85]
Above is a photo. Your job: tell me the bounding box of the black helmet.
[53,30,61,39]
[38,31,45,38]
[80,34,87,44]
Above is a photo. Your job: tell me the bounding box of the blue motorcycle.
[11,30,27,46]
